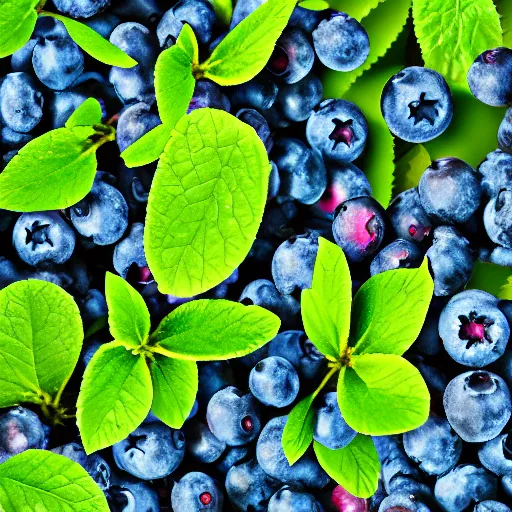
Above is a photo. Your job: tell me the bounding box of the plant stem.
[313,366,339,399]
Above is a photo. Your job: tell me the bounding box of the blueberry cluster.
[1,0,512,511]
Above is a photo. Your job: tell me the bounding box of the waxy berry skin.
[484,188,512,249]
[171,472,224,512]
[370,238,422,276]
[478,149,512,199]
[478,433,512,476]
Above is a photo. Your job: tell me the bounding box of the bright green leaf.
[301,238,351,360]
[145,108,269,296]
[150,356,198,428]
[0,450,109,512]
[65,98,103,128]
[313,435,380,499]
[466,261,512,298]
[77,342,152,454]
[105,272,150,348]
[322,0,411,97]
[212,0,233,25]
[0,125,114,212]
[338,354,430,435]
[299,0,330,10]
[40,12,137,68]
[201,0,296,86]
[500,275,512,301]
[151,299,280,361]
[0,280,83,408]
[282,393,317,465]
[0,0,39,58]
[393,144,431,196]
[412,0,502,86]
[155,24,198,127]
[497,0,512,46]
[329,0,384,20]
[121,124,173,168]
[352,259,433,356]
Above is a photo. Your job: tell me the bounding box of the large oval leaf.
[145,108,270,296]
[0,0,39,58]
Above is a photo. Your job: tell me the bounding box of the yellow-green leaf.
[0,0,39,59]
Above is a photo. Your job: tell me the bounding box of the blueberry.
[380,441,422,493]
[47,91,88,129]
[499,107,512,152]
[307,99,368,163]
[0,407,50,463]
[225,458,281,512]
[475,501,512,512]
[256,416,330,489]
[113,223,147,279]
[171,472,223,512]
[0,73,44,133]
[268,161,281,201]
[332,196,387,263]
[478,433,512,476]
[443,370,511,442]
[231,74,278,111]
[426,226,474,297]
[206,387,261,446]
[267,28,314,84]
[11,39,37,73]
[184,420,226,464]
[230,0,265,29]
[188,81,230,113]
[249,356,300,408]
[80,289,107,330]
[214,445,249,474]
[13,212,76,267]
[272,231,319,295]
[504,475,512,498]
[112,423,185,480]
[434,464,497,512]
[381,66,453,143]
[83,12,120,38]
[106,478,159,512]
[275,74,323,122]
[1,127,33,150]
[312,12,369,72]
[117,103,161,152]
[111,0,161,27]
[268,485,323,512]
[439,290,510,367]
[170,0,216,46]
[52,0,111,18]
[370,239,423,276]
[289,6,324,33]
[378,492,432,512]
[478,150,512,199]
[0,257,21,290]
[272,138,327,205]
[197,361,235,410]
[467,47,512,106]
[484,188,512,248]
[490,246,512,266]
[70,177,129,246]
[236,109,273,153]
[314,392,357,450]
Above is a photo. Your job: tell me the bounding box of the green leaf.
[338,354,430,435]
[151,299,280,361]
[466,261,512,298]
[282,393,317,465]
[121,124,173,168]
[40,12,137,68]
[313,435,379,499]
[150,356,198,428]
[352,259,433,356]
[393,144,431,196]
[0,280,83,408]
[212,0,233,25]
[77,342,152,454]
[155,24,198,127]
[145,108,269,296]
[328,0,384,20]
[0,125,114,212]
[500,275,512,301]
[200,0,296,86]
[412,0,502,86]
[299,0,330,10]
[301,238,352,360]
[322,0,411,96]
[424,84,505,168]
[0,450,109,512]
[65,98,103,128]
[497,0,512,47]
[105,272,150,348]
[0,0,39,59]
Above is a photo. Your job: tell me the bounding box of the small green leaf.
[466,261,512,298]
[329,0,384,20]
[0,125,114,212]
[497,0,512,46]
[352,259,433,356]
[150,356,198,428]
[0,0,39,58]
[40,12,137,68]
[393,144,431,196]
[77,342,152,454]
[313,435,380,499]
[105,272,150,348]
[200,0,296,86]
[500,275,512,301]
[0,280,83,408]
[0,450,109,512]
[121,124,173,168]
[412,0,502,86]
[151,299,280,360]
[338,353,430,435]
[155,24,198,127]
[301,238,352,360]
[282,393,317,465]
[299,0,330,10]
[65,98,103,128]
[212,0,233,25]
[145,108,269,296]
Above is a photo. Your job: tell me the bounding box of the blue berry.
[478,433,512,476]
[188,81,230,113]
[11,39,37,73]
[0,257,21,290]
[490,246,512,266]
[113,223,147,279]
[478,150,512,199]
[52,0,111,18]
[48,91,88,129]
[214,445,249,474]
[236,108,273,153]
[289,6,324,32]
[116,102,161,153]
[106,479,159,512]
[197,361,235,410]
[307,99,368,163]
[268,485,323,512]
[499,107,512,152]
[1,127,33,150]
[475,501,512,512]
[467,47,512,106]
[230,0,264,29]
[83,12,120,38]
[484,188,512,248]
[378,492,432,512]
[370,239,422,276]
[80,289,107,330]
[275,74,323,122]
[184,420,226,464]
[231,74,278,111]
[111,0,161,27]
[381,66,453,143]
[171,472,224,512]
[313,12,369,72]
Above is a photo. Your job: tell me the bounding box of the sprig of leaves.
[282,238,433,498]
[77,273,280,453]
